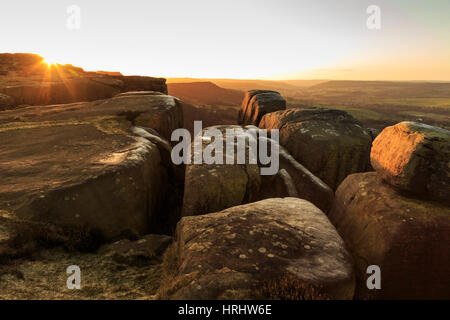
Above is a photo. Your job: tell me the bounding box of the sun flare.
[43,57,59,66]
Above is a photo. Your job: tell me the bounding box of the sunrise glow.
[1,0,449,80]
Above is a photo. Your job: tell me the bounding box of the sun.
[43,57,59,66]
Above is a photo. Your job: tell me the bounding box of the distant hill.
[167,78,327,98]
[167,81,244,106]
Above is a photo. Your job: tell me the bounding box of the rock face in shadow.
[238,90,286,126]
[0,93,13,108]
[328,172,450,299]
[371,121,450,203]
[0,92,183,239]
[260,108,372,189]
[99,234,173,266]
[181,125,334,217]
[165,198,355,300]
[0,53,167,109]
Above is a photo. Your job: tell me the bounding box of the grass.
[381,97,450,108]
[154,242,179,299]
[0,221,105,265]
[253,273,329,300]
[327,105,388,121]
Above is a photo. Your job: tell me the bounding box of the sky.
[0,0,449,80]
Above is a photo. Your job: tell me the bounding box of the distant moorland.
[167,78,450,131]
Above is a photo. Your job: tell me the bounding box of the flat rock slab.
[169,198,355,299]
[260,108,372,189]
[0,92,183,239]
[329,172,450,299]
[371,121,450,203]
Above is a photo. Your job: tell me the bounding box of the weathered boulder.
[0,53,167,108]
[328,172,450,299]
[181,125,333,216]
[0,92,183,239]
[371,121,450,203]
[238,90,286,126]
[163,198,355,300]
[260,108,372,189]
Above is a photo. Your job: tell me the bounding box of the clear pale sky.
[0,0,449,80]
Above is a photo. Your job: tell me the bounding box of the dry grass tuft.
[0,222,105,265]
[155,242,180,299]
[254,273,329,300]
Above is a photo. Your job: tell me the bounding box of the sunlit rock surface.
[371,121,450,203]
[0,92,183,239]
[238,90,286,126]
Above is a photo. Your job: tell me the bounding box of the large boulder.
[371,121,450,203]
[163,198,355,299]
[238,90,286,126]
[0,92,184,239]
[181,125,333,216]
[328,172,450,299]
[260,108,372,189]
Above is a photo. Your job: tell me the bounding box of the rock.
[0,53,167,107]
[0,92,183,239]
[99,234,173,266]
[181,125,333,216]
[164,198,355,300]
[328,172,450,299]
[277,145,334,213]
[260,108,372,189]
[0,93,13,109]
[370,121,450,203]
[111,75,168,95]
[368,128,381,140]
[238,90,286,126]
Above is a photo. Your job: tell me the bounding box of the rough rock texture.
[0,93,13,108]
[0,53,167,109]
[165,198,355,300]
[238,90,286,126]
[260,108,372,189]
[0,92,184,239]
[371,121,450,203]
[0,233,171,299]
[328,172,450,299]
[182,125,333,216]
[99,234,172,266]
